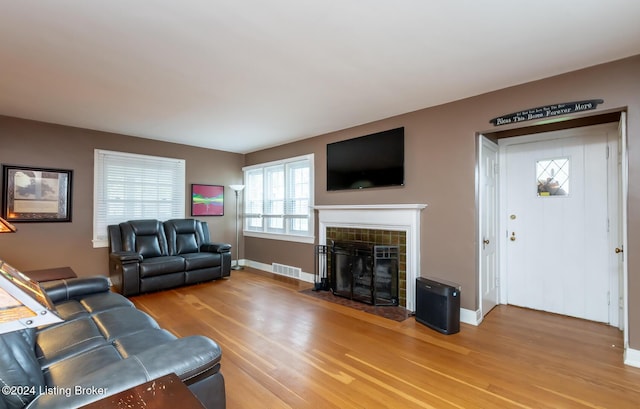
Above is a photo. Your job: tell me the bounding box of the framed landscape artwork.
[191,184,224,216]
[2,165,73,222]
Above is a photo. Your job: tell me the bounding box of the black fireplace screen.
[316,240,399,306]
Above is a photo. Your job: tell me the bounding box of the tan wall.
[0,116,244,277]
[1,56,639,349]
[245,55,640,348]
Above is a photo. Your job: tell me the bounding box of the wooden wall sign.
[490,99,603,126]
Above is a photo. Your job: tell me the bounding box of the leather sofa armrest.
[134,335,222,382]
[109,252,141,296]
[27,336,222,409]
[201,243,232,253]
[45,276,111,303]
[110,251,143,263]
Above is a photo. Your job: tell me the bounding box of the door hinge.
[606,145,610,159]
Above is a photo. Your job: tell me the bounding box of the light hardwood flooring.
[131,268,640,408]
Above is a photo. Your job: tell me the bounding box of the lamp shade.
[0,217,17,233]
[229,184,245,192]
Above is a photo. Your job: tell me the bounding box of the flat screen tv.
[327,127,404,191]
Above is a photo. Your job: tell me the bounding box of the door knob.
[615,247,624,254]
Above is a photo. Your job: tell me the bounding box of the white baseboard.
[460,308,482,326]
[624,347,640,368]
[243,259,315,283]
[243,259,272,273]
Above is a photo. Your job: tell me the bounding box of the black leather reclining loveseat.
[0,277,225,409]
[108,219,231,296]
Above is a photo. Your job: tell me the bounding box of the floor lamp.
[229,184,245,270]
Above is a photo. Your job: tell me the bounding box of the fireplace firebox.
[319,240,399,306]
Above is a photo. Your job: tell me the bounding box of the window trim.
[242,154,315,243]
[93,149,186,248]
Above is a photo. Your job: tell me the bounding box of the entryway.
[478,113,627,330]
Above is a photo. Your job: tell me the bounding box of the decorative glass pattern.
[537,157,569,196]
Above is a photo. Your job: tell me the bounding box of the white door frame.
[477,114,628,335]
[619,112,630,350]
[477,134,499,322]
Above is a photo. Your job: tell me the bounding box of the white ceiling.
[1,1,640,154]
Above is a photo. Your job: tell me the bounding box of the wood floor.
[130,268,640,409]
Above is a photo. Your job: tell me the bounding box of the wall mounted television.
[326,127,404,191]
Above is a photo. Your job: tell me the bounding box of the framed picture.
[2,165,73,222]
[191,184,224,216]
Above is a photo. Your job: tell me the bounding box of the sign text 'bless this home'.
[490,99,604,126]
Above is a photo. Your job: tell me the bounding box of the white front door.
[502,123,618,323]
[480,136,499,316]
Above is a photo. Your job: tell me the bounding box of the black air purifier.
[415,277,460,335]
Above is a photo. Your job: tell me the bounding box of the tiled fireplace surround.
[316,204,427,311]
[326,227,407,306]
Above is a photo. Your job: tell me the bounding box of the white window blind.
[243,154,314,243]
[93,149,185,247]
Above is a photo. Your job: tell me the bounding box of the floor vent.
[272,263,302,279]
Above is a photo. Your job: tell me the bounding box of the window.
[243,154,314,243]
[537,157,569,196]
[93,149,186,247]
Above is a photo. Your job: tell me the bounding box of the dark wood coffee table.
[80,373,205,409]
[24,266,77,282]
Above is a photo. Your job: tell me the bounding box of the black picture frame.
[2,165,73,222]
[191,184,224,216]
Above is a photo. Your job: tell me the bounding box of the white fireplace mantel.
[314,204,427,311]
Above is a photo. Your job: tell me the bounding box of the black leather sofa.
[0,277,225,409]
[108,219,231,296]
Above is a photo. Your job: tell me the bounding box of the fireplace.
[315,204,427,311]
[329,240,399,306]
